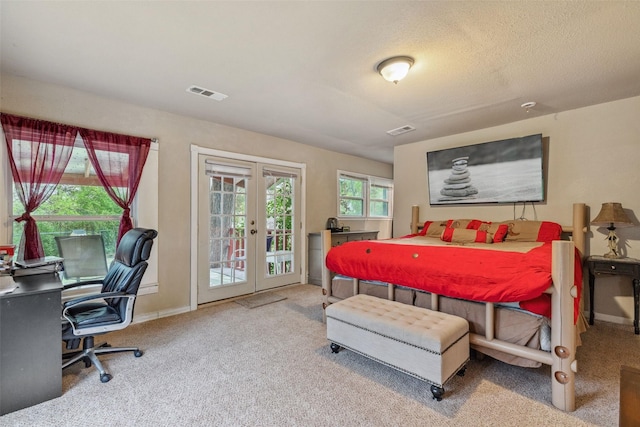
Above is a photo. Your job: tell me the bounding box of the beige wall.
[0,74,392,318]
[394,95,640,324]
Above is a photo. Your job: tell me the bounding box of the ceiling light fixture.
[521,101,536,113]
[377,56,414,84]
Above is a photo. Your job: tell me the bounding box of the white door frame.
[190,145,307,311]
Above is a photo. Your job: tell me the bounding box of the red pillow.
[466,219,491,230]
[500,221,563,242]
[468,220,508,243]
[441,228,493,244]
[490,224,509,242]
[418,220,448,237]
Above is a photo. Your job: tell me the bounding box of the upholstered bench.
[326,294,469,400]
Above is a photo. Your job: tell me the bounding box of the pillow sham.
[465,219,492,230]
[440,228,493,244]
[487,223,509,242]
[499,220,563,242]
[445,219,475,229]
[462,220,509,242]
[418,220,448,237]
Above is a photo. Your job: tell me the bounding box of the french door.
[196,155,301,304]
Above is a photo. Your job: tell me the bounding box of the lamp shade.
[591,202,633,226]
[377,56,414,83]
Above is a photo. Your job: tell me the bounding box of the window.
[6,139,158,261]
[1,115,158,293]
[338,171,393,218]
[10,141,121,260]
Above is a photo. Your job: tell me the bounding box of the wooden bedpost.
[411,205,419,234]
[321,230,332,321]
[572,203,586,258]
[550,240,577,412]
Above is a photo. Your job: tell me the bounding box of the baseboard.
[134,306,191,324]
[134,283,304,324]
[583,310,633,326]
[138,283,158,295]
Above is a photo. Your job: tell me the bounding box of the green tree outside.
[12,184,121,258]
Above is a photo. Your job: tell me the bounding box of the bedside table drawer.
[331,236,349,246]
[593,262,636,275]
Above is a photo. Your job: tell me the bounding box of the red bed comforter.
[325,236,582,321]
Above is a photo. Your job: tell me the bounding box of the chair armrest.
[62,279,104,290]
[63,291,128,309]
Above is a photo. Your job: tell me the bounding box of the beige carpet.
[234,292,286,309]
[2,284,636,426]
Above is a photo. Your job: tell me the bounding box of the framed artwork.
[427,134,544,205]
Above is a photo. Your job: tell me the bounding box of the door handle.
[250,229,257,235]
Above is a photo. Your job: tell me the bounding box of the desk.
[586,256,640,335]
[0,273,62,415]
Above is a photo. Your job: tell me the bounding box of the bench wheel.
[330,343,341,353]
[430,384,444,401]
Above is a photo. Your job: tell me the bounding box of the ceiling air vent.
[386,125,416,136]
[186,85,228,101]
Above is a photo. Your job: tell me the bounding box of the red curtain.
[79,129,151,246]
[0,113,76,260]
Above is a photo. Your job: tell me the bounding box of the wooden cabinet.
[307,230,378,285]
[1,274,62,415]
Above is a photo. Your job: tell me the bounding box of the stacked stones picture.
[439,156,478,201]
[426,134,545,205]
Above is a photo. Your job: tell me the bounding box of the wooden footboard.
[321,203,586,412]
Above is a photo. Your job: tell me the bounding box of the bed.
[320,203,587,412]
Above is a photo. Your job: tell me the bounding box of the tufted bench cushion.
[326,293,469,400]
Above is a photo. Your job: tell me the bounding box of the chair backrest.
[101,228,158,314]
[55,234,109,281]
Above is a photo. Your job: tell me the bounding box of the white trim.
[136,141,159,290]
[138,284,158,295]
[192,145,306,170]
[133,305,191,324]
[189,144,307,311]
[586,310,634,326]
[190,148,199,310]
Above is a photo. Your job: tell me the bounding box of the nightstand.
[586,255,640,334]
[307,230,378,285]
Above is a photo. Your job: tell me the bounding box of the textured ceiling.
[2,1,639,164]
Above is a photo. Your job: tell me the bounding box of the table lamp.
[591,202,633,258]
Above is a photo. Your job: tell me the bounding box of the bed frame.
[321,203,587,412]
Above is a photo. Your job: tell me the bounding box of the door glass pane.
[208,175,247,286]
[265,174,294,277]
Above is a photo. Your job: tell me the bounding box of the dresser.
[307,230,378,285]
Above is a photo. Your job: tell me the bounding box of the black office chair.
[55,234,109,281]
[61,228,157,383]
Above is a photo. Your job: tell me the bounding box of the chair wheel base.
[100,373,112,383]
